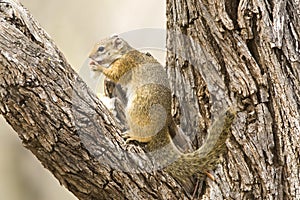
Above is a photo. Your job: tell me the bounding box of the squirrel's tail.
[165,107,236,190]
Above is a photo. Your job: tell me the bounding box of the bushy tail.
[166,107,236,187]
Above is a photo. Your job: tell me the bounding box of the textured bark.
[0,0,188,199]
[166,0,300,199]
[1,0,299,200]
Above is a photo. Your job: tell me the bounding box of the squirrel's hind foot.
[121,131,152,143]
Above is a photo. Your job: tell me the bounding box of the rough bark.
[166,0,300,199]
[1,0,299,200]
[0,0,188,199]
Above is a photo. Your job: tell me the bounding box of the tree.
[0,0,299,199]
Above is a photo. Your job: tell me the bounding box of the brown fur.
[89,35,236,191]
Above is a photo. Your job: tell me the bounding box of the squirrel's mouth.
[89,58,111,68]
[89,58,102,66]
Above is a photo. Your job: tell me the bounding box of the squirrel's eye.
[97,46,105,52]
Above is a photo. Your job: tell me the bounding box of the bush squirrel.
[89,35,236,189]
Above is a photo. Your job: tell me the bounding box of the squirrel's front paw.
[89,61,105,72]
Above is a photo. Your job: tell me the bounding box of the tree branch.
[0,0,189,199]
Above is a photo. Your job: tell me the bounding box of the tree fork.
[1,0,300,199]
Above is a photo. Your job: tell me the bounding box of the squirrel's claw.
[121,131,134,144]
[121,131,130,138]
[121,131,151,143]
[205,171,215,181]
[89,61,105,72]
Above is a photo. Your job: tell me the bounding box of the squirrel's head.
[89,35,133,67]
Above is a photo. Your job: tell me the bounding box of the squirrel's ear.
[113,37,124,49]
[110,34,118,38]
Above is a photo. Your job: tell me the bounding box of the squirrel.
[89,35,236,191]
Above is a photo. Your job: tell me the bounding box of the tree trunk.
[166,0,300,199]
[0,0,299,200]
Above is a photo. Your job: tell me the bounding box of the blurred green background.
[0,0,165,199]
